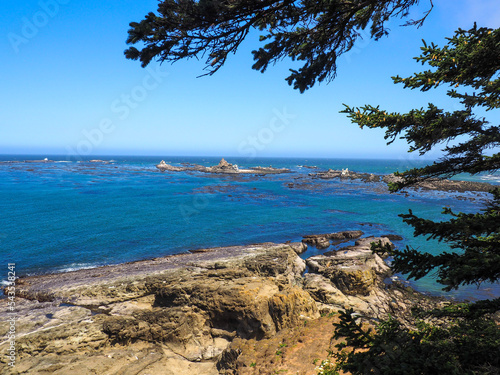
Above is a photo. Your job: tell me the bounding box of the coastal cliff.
[1,235,442,375]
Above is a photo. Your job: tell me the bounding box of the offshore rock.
[302,230,364,249]
[311,169,382,182]
[383,174,495,192]
[310,169,495,193]
[156,160,185,172]
[211,158,238,172]
[156,159,290,175]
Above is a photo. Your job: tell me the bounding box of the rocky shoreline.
[1,233,445,375]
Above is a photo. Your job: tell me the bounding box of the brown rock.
[302,230,364,249]
[2,237,445,374]
[2,243,316,374]
[306,237,392,296]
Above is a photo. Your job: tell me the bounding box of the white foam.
[55,263,99,273]
[481,174,500,183]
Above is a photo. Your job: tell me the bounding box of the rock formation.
[156,160,186,172]
[209,159,240,173]
[1,235,444,374]
[308,169,495,193]
[156,159,290,175]
[302,230,364,249]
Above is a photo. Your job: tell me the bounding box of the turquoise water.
[1,155,498,300]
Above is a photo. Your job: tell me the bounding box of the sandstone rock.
[216,314,343,375]
[216,348,242,374]
[151,275,317,341]
[3,237,446,374]
[3,243,316,374]
[288,241,308,254]
[306,237,391,296]
[329,230,364,240]
[304,236,331,249]
[302,230,364,249]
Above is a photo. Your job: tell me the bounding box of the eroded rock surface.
[1,235,443,374]
[302,230,364,249]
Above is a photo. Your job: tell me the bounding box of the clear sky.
[1,0,499,159]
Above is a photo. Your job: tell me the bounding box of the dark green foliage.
[342,25,500,190]
[343,25,500,290]
[371,188,500,291]
[334,24,500,375]
[125,0,431,92]
[329,309,500,375]
[412,298,500,320]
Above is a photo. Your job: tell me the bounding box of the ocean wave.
[480,174,500,183]
[54,263,100,273]
[21,263,101,277]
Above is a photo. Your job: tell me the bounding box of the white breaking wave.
[480,174,500,183]
[55,263,100,273]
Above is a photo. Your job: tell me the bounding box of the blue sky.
[1,0,499,159]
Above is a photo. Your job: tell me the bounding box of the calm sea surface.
[1,155,498,300]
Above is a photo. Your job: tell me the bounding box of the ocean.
[1,155,498,301]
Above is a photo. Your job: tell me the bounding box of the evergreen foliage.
[325,309,500,375]
[334,25,500,374]
[124,0,432,92]
[342,25,500,190]
[342,25,500,293]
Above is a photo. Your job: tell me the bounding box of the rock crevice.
[1,236,442,374]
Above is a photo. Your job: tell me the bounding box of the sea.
[1,155,499,301]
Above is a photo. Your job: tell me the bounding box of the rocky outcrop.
[391,176,495,192]
[311,169,381,183]
[209,158,239,173]
[156,160,186,171]
[156,159,291,175]
[309,169,495,193]
[1,243,317,374]
[306,237,392,296]
[1,237,444,374]
[302,230,364,249]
